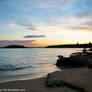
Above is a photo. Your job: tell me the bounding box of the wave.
[0,64,32,71]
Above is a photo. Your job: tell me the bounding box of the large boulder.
[56,54,89,67]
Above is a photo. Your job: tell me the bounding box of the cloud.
[5,0,76,11]
[0,23,25,31]
[24,16,92,32]
[1,16,91,32]
[0,23,38,31]
[24,35,45,38]
[27,24,37,30]
[1,0,92,32]
[64,26,92,32]
[36,0,76,9]
[0,40,35,47]
[9,14,91,32]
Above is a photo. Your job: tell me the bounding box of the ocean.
[0,48,82,83]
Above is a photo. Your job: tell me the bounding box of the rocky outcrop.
[56,53,92,68]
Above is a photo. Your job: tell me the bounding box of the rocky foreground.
[46,67,92,92]
[45,50,92,92]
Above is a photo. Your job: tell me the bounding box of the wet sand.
[0,67,91,92]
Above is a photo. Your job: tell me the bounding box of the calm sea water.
[0,48,82,82]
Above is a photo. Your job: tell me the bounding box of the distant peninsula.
[4,45,27,48]
[47,43,92,48]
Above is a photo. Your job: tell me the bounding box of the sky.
[0,0,92,47]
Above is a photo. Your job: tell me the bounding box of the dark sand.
[0,67,91,92]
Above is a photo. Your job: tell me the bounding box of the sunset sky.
[0,0,92,47]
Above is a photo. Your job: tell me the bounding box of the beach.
[0,48,91,92]
[1,0,92,91]
[0,67,91,92]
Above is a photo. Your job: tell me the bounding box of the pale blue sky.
[0,0,92,47]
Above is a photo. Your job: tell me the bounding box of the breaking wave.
[0,64,32,71]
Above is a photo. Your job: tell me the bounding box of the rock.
[69,55,88,67]
[56,54,89,68]
[88,63,92,68]
[45,68,91,92]
[56,57,70,67]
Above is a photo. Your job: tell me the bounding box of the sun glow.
[25,40,62,47]
[25,39,91,47]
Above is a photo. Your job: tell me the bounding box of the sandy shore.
[0,67,91,92]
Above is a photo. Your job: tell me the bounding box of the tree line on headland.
[47,42,92,48]
[3,45,26,48]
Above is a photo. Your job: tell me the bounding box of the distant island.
[1,45,44,48]
[4,45,27,48]
[47,43,92,48]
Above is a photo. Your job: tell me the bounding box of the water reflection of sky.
[0,48,82,82]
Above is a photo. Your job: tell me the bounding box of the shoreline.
[0,67,91,92]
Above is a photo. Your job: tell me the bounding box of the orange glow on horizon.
[24,40,91,47]
[25,40,62,47]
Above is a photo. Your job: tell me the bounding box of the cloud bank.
[0,0,92,32]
